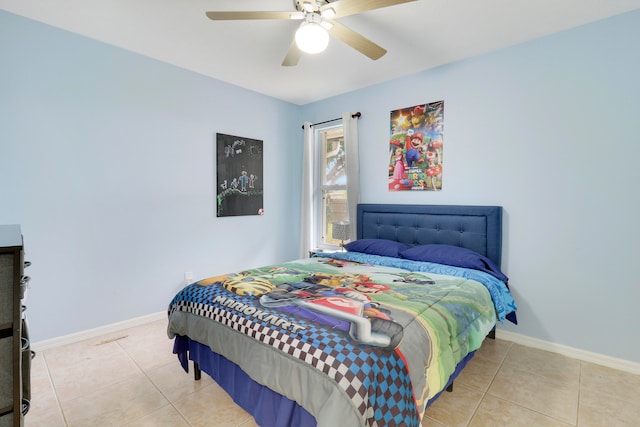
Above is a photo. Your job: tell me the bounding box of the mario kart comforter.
[167,252,515,427]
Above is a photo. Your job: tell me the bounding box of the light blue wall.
[302,10,640,363]
[0,11,302,342]
[3,9,639,364]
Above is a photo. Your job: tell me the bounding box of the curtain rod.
[301,112,361,129]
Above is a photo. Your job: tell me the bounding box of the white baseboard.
[496,329,640,375]
[31,311,166,352]
[31,312,640,375]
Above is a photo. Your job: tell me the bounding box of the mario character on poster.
[389,101,444,191]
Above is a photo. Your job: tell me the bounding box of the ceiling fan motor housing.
[294,0,331,13]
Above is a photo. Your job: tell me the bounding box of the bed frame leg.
[193,361,202,381]
[487,327,496,340]
[445,327,494,394]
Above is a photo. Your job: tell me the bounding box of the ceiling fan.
[206,0,417,66]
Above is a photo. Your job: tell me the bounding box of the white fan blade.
[322,0,417,19]
[282,41,303,66]
[327,20,387,60]
[206,11,294,20]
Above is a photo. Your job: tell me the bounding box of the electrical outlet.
[184,271,193,285]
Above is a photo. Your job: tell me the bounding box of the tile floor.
[24,319,640,427]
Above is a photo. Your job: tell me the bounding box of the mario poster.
[389,101,444,191]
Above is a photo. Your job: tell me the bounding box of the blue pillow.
[400,244,509,283]
[344,239,410,258]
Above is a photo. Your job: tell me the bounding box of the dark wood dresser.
[0,225,31,427]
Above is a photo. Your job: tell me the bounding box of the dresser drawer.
[0,255,14,325]
[0,336,14,409]
[0,412,16,427]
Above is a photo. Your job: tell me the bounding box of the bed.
[167,204,517,427]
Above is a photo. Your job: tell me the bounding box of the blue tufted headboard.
[356,204,503,267]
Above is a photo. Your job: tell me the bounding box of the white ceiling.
[2,0,640,105]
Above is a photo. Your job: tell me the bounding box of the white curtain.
[343,112,360,242]
[299,122,314,258]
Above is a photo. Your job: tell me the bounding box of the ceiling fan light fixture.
[320,20,333,30]
[321,7,336,18]
[295,22,329,54]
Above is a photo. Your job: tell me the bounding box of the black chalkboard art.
[216,133,264,217]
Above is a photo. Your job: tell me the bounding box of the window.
[316,124,348,250]
[300,112,359,257]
